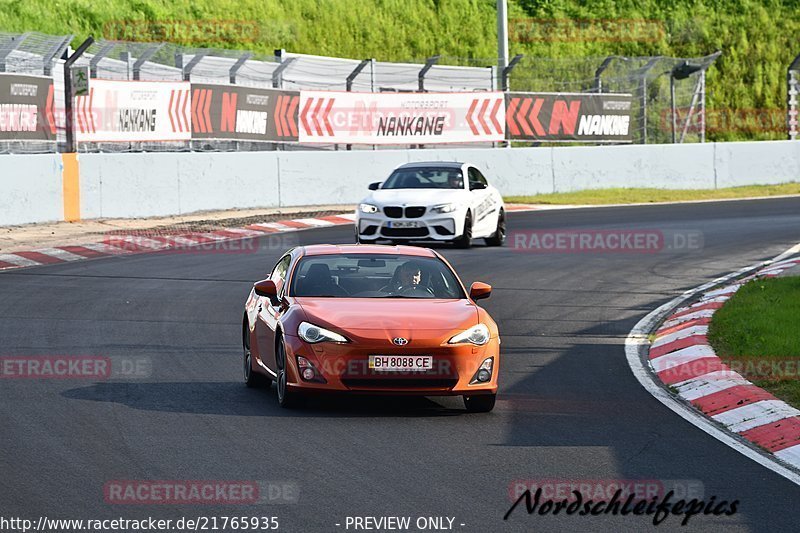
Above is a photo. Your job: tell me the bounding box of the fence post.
[0,33,29,72]
[789,53,800,140]
[133,43,163,81]
[229,52,251,84]
[418,55,439,92]
[64,36,95,153]
[501,53,522,92]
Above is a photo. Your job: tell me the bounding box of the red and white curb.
[626,243,800,486]
[0,213,358,272]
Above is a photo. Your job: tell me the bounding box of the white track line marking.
[625,242,800,486]
[651,326,709,347]
[650,345,717,372]
[660,309,717,329]
[674,371,751,401]
[32,248,86,262]
[292,218,334,227]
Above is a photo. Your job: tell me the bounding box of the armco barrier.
[0,140,798,225]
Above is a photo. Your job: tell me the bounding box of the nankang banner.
[190,84,299,142]
[0,74,56,141]
[297,91,505,145]
[505,92,633,143]
[74,79,192,142]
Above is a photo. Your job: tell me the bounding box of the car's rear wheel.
[275,336,302,408]
[485,209,506,247]
[453,212,472,249]
[463,393,496,413]
[243,323,270,388]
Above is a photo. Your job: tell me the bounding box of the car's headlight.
[298,321,349,344]
[448,324,490,345]
[431,203,458,214]
[359,203,379,214]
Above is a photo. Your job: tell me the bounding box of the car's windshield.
[290,254,466,299]
[381,167,463,190]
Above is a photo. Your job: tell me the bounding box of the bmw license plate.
[387,221,419,228]
[369,355,433,371]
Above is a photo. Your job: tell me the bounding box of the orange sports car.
[242,244,500,412]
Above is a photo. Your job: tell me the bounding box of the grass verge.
[505,183,800,205]
[707,276,800,409]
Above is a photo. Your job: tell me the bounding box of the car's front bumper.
[282,333,499,396]
[355,209,466,241]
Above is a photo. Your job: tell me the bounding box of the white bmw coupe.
[355,162,506,248]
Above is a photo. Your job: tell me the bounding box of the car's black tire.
[463,393,496,413]
[243,323,270,388]
[453,212,473,249]
[484,209,506,247]
[275,336,303,408]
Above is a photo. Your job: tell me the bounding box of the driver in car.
[381,261,424,294]
[447,172,463,189]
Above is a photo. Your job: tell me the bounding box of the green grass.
[708,276,800,409]
[504,182,800,205]
[0,0,798,141]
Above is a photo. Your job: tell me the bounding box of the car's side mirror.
[469,181,487,191]
[469,282,492,301]
[254,279,279,305]
[368,181,382,190]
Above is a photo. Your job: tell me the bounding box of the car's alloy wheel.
[485,209,506,247]
[243,324,270,388]
[454,212,472,249]
[463,393,496,413]
[275,336,301,408]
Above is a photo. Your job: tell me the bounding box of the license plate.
[369,355,433,371]
[387,221,419,228]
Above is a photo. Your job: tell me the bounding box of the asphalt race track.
[2,197,800,532]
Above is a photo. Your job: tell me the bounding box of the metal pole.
[133,43,163,81]
[788,53,800,140]
[700,70,706,143]
[497,0,509,82]
[670,75,677,143]
[64,36,95,153]
[229,52,251,84]
[182,49,208,82]
[90,42,115,78]
[501,53,523,92]
[418,55,439,93]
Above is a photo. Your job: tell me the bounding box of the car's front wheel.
[453,211,472,249]
[275,336,302,408]
[463,393,496,413]
[484,209,506,247]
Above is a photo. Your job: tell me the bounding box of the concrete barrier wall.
[1,140,798,224]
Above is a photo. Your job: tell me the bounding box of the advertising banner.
[506,92,633,142]
[297,91,505,145]
[75,79,192,142]
[0,74,56,141]
[190,84,299,142]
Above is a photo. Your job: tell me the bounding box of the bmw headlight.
[431,203,458,214]
[359,203,379,214]
[448,324,490,346]
[298,321,349,344]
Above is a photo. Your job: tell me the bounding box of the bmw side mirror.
[469,282,492,301]
[469,182,487,191]
[368,181,382,190]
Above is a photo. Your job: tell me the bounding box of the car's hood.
[363,188,468,207]
[295,298,478,335]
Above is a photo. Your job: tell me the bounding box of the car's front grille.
[381,227,429,238]
[383,206,403,218]
[404,206,426,218]
[341,378,458,390]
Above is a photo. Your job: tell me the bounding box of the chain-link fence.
[1,30,726,153]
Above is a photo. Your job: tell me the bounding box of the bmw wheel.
[453,211,472,249]
[485,209,506,247]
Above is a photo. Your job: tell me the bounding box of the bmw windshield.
[380,167,464,190]
[290,254,466,299]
